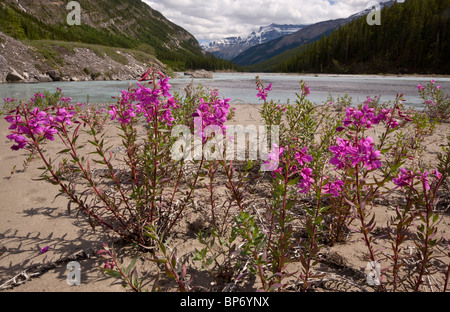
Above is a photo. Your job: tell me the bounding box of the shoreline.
[2,71,450,86]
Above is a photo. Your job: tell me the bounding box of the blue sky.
[143,0,394,44]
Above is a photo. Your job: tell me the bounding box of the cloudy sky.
[142,0,394,44]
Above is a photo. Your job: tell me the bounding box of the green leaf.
[148,257,168,264]
[58,148,72,154]
[144,231,158,241]
[126,254,138,275]
[273,170,284,181]
[100,268,122,278]
[432,213,439,223]
[287,177,300,186]
[319,205,331,214]
[164,265,176,279]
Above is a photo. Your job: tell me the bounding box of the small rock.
[47,70,61,81]
[6,68,25,82]
[190,69,214,79]
[0,55,10,83]
[37,74,53,82]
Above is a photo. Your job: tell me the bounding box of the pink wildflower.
[298,167,314,194]
[323,180,345,197]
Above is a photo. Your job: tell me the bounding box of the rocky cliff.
[0,32,168,83]
[0,0,206,82]
[1,0,201,53]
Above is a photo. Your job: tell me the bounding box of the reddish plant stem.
[58,121,135,234]
[21,107,128,239]
[414,174,443,291]
[208,161,217,227]
[165,155,205,236]
[444,261,450,292]
[106,249,140,292]
[353,129,385,291]
[122,121,139,185]
[390,200,413,292]
[150,112,159,223]
[302,166,325,291]
[222,160,245,211]
[167,161,185,220]
[414,180,432,292]
[276,155,293,281]
[86,117,135,213]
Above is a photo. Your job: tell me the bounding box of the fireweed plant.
[255,78,337,290]
[418,80,450,121]
[4,74,449,292]
[4,68,206,248]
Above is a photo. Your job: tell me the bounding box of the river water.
[1,72,449,109]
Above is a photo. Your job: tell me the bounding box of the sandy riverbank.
[0,103,449,292]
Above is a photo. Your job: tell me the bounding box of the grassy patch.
[23,39,159,69]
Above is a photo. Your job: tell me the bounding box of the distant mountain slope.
[0,0,201,56]
[274,0,450,74]
[0,0,237,71]
[203,24,307,60]
[0,32,164,83]
[232,1,396,67]
[232,19,347,66]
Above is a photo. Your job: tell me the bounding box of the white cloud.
[143,0,393,43]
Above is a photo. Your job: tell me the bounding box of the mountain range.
[206,1,396,67]
[202,24,308,60]
[1,0,446,82]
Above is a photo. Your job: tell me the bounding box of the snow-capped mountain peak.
[203,23,308,60]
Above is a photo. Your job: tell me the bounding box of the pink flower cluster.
[264,144,284,173]
[109,77,179,126]
[33,92,45,99]
[329,136,381,171]
[337,102,413,132]
[294,147,315,193]
[419,80,443,109]
[61,97,72,103]
[265,144,316,194]
[338,104,392,131]
[393,168,442,191]
[418,80,441,94]
[302,83,311,97]
[323,179,345,197]
[192,90,231,139]
[363,95,379,105]
[298,167,314,194]
[295,147,313,166]
[256,83,272,102]
[3,97,17,103]
[5,106,76,150]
